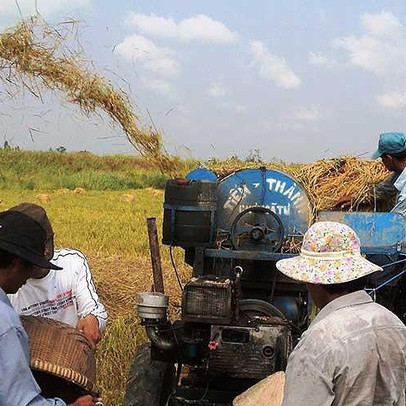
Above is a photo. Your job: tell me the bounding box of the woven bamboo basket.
[233,371,285,406]
[21,315,98,403]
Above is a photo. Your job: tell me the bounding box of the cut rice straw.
[208,156,390,212]
[0,17,180,174]
[296,156,389,211]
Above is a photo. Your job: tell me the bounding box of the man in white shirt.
[337,132,406,215]
[8,203,107,349]
[276,221,406,405]
[0,210,101,406]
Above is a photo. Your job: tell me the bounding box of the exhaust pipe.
[137,292,175,350]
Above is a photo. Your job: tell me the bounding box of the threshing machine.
[124,167,406,406]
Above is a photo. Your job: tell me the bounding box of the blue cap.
[372,132,406,159]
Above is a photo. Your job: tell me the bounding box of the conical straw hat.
[233,371,285,406]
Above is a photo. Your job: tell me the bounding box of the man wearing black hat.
[7,203,107,349]
[0,210,101,406]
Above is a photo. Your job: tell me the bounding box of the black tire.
[124,343,176,406]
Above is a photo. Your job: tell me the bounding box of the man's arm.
[370,173,398,202]
[73,252,108,347]
[335,174,397,210]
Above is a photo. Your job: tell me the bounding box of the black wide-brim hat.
[0,211,62,270]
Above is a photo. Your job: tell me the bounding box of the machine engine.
[135,167,406,406]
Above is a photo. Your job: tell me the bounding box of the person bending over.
[0,210,102,406]
[8,203,107,349]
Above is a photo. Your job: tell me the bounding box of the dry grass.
[296,157,389,211]
[207,158,298,179]
[208,156,389,211]
[0,155,392,404]
[0,188,190,405]
[0,17,180,174]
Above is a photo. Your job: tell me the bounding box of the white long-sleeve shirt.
[9,248,107,332]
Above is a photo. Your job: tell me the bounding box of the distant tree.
[56,146,66,153]
[3,141,20,150]
[245,148,263,163]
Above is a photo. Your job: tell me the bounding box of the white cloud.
[249,41,301,89]
[291,105,323,121]
[308,52,336,67]
[128,13,238,43]
[234,104,247,112]
[275,106,324,132]
[169,105,192,128]
[220,101,247,113]
[334,11,406,75]
[0,0,90,31]
[376,91,406,109]
[115,34,179,76]
[0,0,89,16]
[361,11,403,38]
[142,78,174,95]
[207,80,228,98]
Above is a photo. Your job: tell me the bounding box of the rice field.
[0,16,398,406]
[0,151,393,405]
[0,188,190,405]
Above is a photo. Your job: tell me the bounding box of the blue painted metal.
[318,211,406,254]
[216,168,312,239]
[186,168,217,181]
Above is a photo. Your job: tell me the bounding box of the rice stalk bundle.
[207,158,298,179]
[209,156,389,212]
[0,18,179,174]
[296,157,389,211]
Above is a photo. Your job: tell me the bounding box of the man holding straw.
[276,221,406,405]
[337,132,406,214]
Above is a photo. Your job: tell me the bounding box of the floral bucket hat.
[276,221,382,284]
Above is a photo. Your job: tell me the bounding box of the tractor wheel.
[124,343,176,406]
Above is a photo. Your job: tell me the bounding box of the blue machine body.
[186,168,218,182]
[216,168,312,237]
[318,211,406,255]
[185,167,406,258]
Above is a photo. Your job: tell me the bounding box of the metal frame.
[164,203,216,246]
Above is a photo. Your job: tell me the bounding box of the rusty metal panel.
[182,278,233,324]
[208,324,291,379]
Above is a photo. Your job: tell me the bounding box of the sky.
[1,0,406,162]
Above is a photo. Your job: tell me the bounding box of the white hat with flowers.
[276,221,382,284]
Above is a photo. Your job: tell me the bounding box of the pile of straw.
[207,158,297,179]
[0,18,179,174]
[296,157,389,211]
[209,156,389,211]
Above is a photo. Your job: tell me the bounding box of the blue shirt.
[0,287,66,406]
[393,167,406,215]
